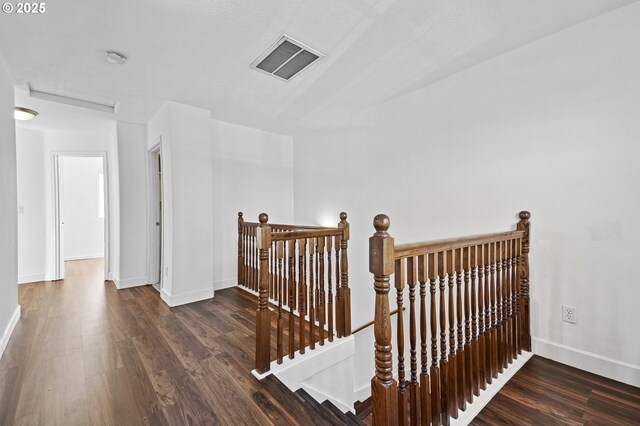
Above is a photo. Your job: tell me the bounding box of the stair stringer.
[252,335,364,413]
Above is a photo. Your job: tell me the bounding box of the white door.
[149,149,162,285]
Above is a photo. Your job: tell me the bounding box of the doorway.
[52,153,109,280]
[148,144,163,288]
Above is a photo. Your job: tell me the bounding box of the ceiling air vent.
[251,35,324,81]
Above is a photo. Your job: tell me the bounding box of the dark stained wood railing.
[369,212,531,425]
[238,212,351,374]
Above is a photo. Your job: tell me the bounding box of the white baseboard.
[160,287,214,307]
[214,278,236,291]
[18,273,45,284]
[0,306,21,361]
[115,276,149,289]
[64,254,104,261]
[353,383,371,404]
[533,337,640,387]
[106,272,116,281]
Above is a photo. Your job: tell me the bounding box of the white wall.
[147,102,294,305]
[293,4,640,386]
[0,52,20,360]
[212,120,294,290]
[61,156,104,260]
[16,128,46,283]
[14,124,119,281]
[116,122,148,288]
[147,102,215,305]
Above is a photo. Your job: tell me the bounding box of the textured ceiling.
[1,0,637,135]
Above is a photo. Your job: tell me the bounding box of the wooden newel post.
[370,214,397,425]
[517,211,531,352]
[339,212,351,336]
[256,213,272,374]
[238,212,244,286]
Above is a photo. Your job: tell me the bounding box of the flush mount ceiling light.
[105,50,127,64]
[251,35,324,81]
[14,107,38,121]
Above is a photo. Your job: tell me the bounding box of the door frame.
[52,151,110,281]
[146,138,163,288]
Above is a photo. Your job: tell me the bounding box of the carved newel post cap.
[519,211,531,220]
[373,214,390,233]
[340,212,348,221]
[238,212,243,218]
[258,213,269,224]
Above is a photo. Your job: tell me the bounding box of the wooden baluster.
[438,252,450,426]
[396,258,408,426]
[248,228,253,290]
[298,238,306,355]
[268,240,272,298]
[370,215,398,425]
[288,240,296,359]
[242,226,247,288]
[428,253,440,426]
[489,242,498,379]
[505,240,515,364]
[238,212,244,286]
[505,240,513,365]
[255,213,271,374]
[511,238,518,360]
[253,227,258,292]
[455,249,465,412]
[246,228,250,290]
[498,242,505,368]
[470,246,480,397]
[269,241,273,300]
[327,237,334,342]
[274,240,278,300]
[406,257,420,425]
[309,238,316,350]
[477,244,487,390]
[447,250,457,420]
[315,239,320,321]
[282,237,287,309]
[463,247,473,404]
[249,227,254,290]
[514,238,522,356]
[417,255,430,426]
[339,212,351,336]
[518,211,531,351]
[501,240,509,370]
[335,235,343,338]
[277,241,284,364]
[318,237,326,346]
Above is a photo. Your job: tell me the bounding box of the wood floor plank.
[471,355,640,425]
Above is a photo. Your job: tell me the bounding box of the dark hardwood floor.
[471,355,640,426]
[0,259,352,425]
[1,259,638,425]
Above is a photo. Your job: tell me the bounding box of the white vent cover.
[251,35,324,81]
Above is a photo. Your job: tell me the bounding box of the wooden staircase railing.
[238,212,351,374]
[369,212,531,425]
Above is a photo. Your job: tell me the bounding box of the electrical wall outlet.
[562,305,577,324]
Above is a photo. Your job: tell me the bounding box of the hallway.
[0,259,335,425]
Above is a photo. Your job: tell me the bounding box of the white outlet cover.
[562,305,577,324]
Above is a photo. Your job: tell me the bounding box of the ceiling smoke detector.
[251,35,324,81]
[105,50,127,65]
